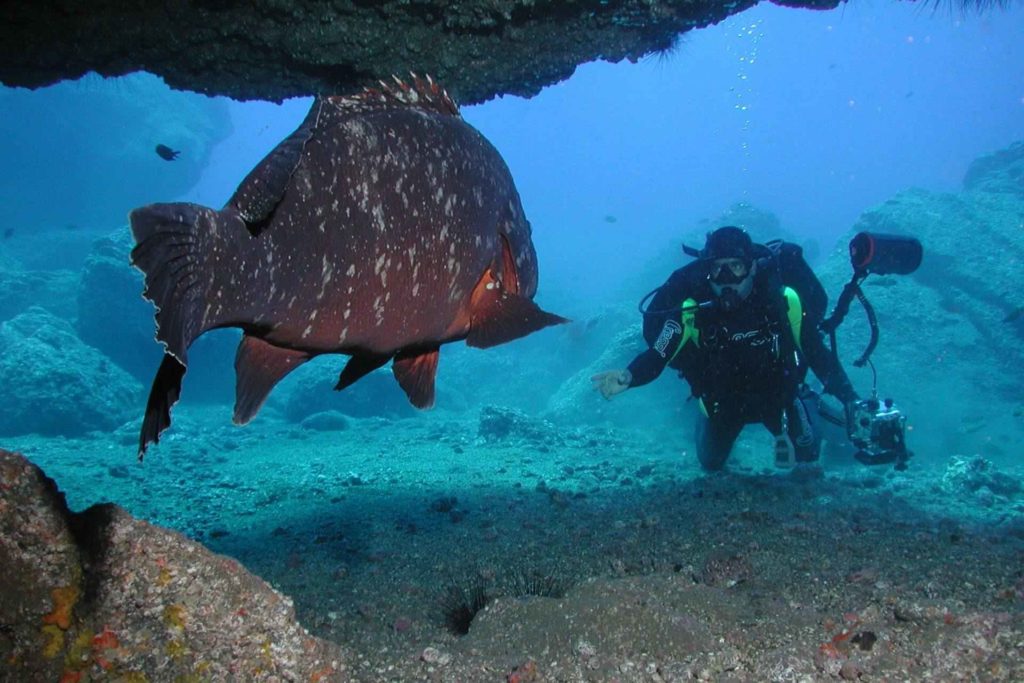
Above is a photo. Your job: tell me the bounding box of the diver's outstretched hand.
[591,369,631,400]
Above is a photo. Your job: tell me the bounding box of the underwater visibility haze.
[1,1,1024,681]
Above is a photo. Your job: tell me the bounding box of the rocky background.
[1,140,1021,452]
[0,72,232,240]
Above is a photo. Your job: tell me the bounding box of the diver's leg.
[695,411,742,471]
[788,387,822,463]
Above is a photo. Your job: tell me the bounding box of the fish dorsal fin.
[227,97,327,229]
[392,347,440,409]
[233,335,311,425]
[327,74,461,118]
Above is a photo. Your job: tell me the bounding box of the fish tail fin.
[138,353,186,460]
[129,202,220,363]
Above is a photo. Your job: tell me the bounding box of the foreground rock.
[0,449,348,682]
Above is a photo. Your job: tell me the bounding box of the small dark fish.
[1003,306,1024,323]
[64,223,79,231]
[130,75,567,458]
[155,144,180,161]
[2,228,13,239]
[604,215,617,224]
[905,91,915,99]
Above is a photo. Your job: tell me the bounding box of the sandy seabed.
[8,404,1023,682]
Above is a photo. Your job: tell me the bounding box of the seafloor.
[8,402,1023,682]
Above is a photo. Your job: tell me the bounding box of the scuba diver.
[592,226,859,471]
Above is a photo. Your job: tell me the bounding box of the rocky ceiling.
[0,0,842,105]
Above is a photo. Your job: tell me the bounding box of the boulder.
[0,449,348,682]
[276,359,417,422]
[0,264,78,322]
[0,307,142,436]
[76,229,163,381]
[962,140,1024,197]
[546,323,693,432]
[76,229,238,403]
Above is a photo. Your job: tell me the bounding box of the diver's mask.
[709,257,756,311]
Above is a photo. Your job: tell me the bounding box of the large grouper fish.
[130,75,567,459]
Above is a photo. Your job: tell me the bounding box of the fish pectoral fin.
[233,335,311,425]
[138,353,187,461]
[466,278,569,349]
[335,353,392,391]
[392,347,440,409]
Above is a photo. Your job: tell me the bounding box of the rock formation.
[0,1,842,103]
[0,449,348,681]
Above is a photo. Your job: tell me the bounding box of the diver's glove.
[591,369,632,400]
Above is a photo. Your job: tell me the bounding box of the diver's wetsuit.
[627,242,857,470]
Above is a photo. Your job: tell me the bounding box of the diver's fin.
[335,353,391,391]
[233,335,310,425]
[138,353,187,461]
[226,97,325,232]
[130,202,234,363]
[392,347,440,409]
[465,270,569,349]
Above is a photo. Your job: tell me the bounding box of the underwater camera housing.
[847,397,911,470]
[848,231,923,276]
[821,231,922,469]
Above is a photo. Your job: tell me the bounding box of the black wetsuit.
[627,242,856,470]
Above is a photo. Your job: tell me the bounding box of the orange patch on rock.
[42,586,79,630]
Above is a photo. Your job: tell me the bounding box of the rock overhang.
[0,0,843,104]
